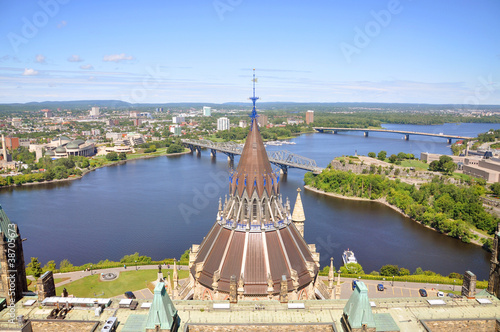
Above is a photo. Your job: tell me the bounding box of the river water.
[1,123,498,280]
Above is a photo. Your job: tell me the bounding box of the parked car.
[437,291,444,297]
[352,280,358,290]
[124,291,136,299]
[447,293,458,298]
[377,284,384,291]
[419,289,427,297]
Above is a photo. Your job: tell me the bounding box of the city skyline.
[0,0,499,105]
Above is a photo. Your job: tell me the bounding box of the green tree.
[27,257,43,278]
[43,260,56,272]
[389,154,397,163]
[119,152,127,160]
[59,259,73,270]
[81,159,90,168]
[106,152,118,161]
[489,183,500,197]
[442,161,457,174]
[167,144,184,154]
[414,267,424,275]
[399,268,410,276]
[368,152,376,158]
[380,264,399,276]
[340,263,364,275]
[377,150,387,161]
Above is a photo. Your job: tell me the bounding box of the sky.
[0,0,499,105]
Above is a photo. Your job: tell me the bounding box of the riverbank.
[304,185,488,248]
[0,149,191,190]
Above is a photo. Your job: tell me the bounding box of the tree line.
[305,169,498,245]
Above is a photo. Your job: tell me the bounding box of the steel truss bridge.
[313,127,474,144]
[182,139,323,174]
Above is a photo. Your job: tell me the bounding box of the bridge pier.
[333,130,337,134]
[404,134,410,141]
[279,165,289,175]
[447,138,453,144]
[364,131,369,137]
[210,149,217,157]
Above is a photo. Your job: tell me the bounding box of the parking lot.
[336,277,456,299]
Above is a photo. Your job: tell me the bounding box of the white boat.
[342,249,357,265]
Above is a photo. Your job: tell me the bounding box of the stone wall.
[187,325,335,332]
[421,319,498,332]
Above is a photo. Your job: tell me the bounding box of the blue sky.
[0,0,499,104]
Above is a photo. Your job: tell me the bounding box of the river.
[1,123,498,280]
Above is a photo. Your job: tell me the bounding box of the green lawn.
[55,269,189,298]
[399,159,428,171]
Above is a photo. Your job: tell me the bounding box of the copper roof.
[229,118,278,198]
[190,75,318,297]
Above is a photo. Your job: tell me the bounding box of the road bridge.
[313,127,474,144]
[182,139,323,174]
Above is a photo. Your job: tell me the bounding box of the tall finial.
[249,68,259,124]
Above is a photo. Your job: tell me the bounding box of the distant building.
[45,139,96,159]
[82,130,91,136]
[239,120,247,128]
[41,109,52,117]
[170,125,182,136]
[4,136,19,150]
[106,132,123,141]
[130,111,140,118]
[91,128,101,136]
[133,118,143,126]
[172,116,185,124]
[90,107,100,117]
[107,119,120,126]
[306,110,314,124]
[11,118,21,127]
[217,117,230,131]
[257,114,268,127]
[156,107,163,112]
[463,158,500,183]
[203,106,211,117]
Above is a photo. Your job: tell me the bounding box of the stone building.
[179,82,327,301]
[488,223,500,297]
[0,204,28,305]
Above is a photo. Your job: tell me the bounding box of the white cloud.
[57,20,67,28]
[22,68,39,76]
[35,54,46,63]
[103,53,134,62]
[80,64,94,70]
[68,55,83,62]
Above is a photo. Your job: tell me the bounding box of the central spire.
[249,68,259,125]
[229,70,278,199]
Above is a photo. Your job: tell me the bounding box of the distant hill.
[0,100,499,113]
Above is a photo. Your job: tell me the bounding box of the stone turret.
[291,188,305,237]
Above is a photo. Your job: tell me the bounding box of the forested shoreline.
[304,169,497,249]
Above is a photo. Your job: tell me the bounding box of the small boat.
[342,249,357,265]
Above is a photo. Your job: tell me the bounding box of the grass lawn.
[399,160,428,171]
[55,269,189,298]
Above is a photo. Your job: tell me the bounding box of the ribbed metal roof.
[191,109,318,296]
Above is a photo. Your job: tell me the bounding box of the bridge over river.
[313,127,474,143]
[182,139,323,174]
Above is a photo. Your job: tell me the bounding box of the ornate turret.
[291,188,305,237]
[185,70,320,301]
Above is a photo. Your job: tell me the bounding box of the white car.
[437,291,444,297]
